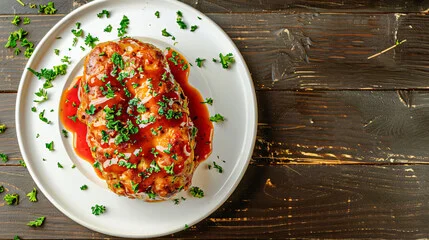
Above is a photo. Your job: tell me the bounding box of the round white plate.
[16,0,257,238]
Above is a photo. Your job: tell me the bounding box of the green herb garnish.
[97,10,110,18]
[209,113,225,122]
[189,186,204,198]
[26,188,37,202]
[117,15,130,37]
[45,141,54,151]
[27,216,45,227]
[91,204,106,215]
[3,193,19,205]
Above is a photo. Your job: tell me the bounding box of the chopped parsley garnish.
[27,216,45,227]
[148,160,161,173]
[101,130,109,143]
[117,15,130,37]
[3,193,19,205]
[61,55,71,64]
[172,154,178,160]
[16,0,25,6]
[101,82,115,98]
[91,204,106,215]
[45,141,54,151]
[5,28,27,48]
[185,224,190,229]
[84,83,90,93]
[28,64,68,89]
[84,33,99,48]
[190,126,198,138]
[72,37,78,46]
[85,104,96,115]
[0,124,6,134]
[71,28,83,37]
[11,16,21,26]
[38,1,57,14]
[190,25,198,32]
[189,186,204,198]
[111,52,124,69]
[62,129,68,138]
[147,190,156,199]
[209,113,225,122]
[39,110,51,124]
[93,161,101,170]
[14,48,21,55]
[176,11,187,29]
[164,163,174,175]
[56,162,63,168]
[80,185,88,190]
[68,114,77,122]
[97,10,110,18]
[0,185,3,193]
[161,28,175,40]
[132,82,139,88]
[218,53,235,69]
[201,98,213,105]
[195,58,205,67]
[113,182,122,188]
[118,160,137,169]
[212,161,223,173]
[163,143,172,154]
[104,24,112,32]
[155,11,160,18]
[131,181,139,193]
[76,22,81,29]
[26,188,37,202]
[34,88,48,103]
[23,17,31,25]
[54,49,60,55]
[0,153,8,163]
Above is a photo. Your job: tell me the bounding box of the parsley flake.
[91,204,106,215]
[190,25,198,32]
[117,15,130,37]
[26,188,38,202]
[195,58,205,67]
[45,141,54,151]
[97,10,110,18]
[0,153,8,163]
[27,216,45,227]
[62,129,68,138]
[84,33,99,48]
[155,11,160,18]
[80,185,88,190]
[39,110,51,124]
[201,98,213,105]
[4,193,19,205]
[209,113,225,122]
[190,186,204,198]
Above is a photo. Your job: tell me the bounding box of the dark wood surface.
[1,0,429,239]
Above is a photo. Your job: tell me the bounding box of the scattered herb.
[80,185,88,190]
[68,114,77,122]
[164,163,174,175]
[97,9,110,18]
[62,129,68,138]
[57,162,63,168]
[131,181,139,193]
[195,58,205,67]
[3,193,19,205]
[27,216,45,227]
[212,161,223,173]
[201,97,213,105]
[117,15,130,37]
[85,104,96,115]
[84,33,99,48]
[155,11,160,18]
[19,160,26,167]
[0,124,6,134]
[45,141,54,151]
[190,25,198,32]
[34,88,48,103]
[209,113,225,122]
[23,17,31,25]
[26,188,37,202]
[38,2,57,15]
[218,53,235,69]
[38,110,51,124]
[11,16,21,26]
[190,186,204,198]
[0,185,3,193]
[104,24,112,33]
[91,204,106,215]
[0,153,8,163]
[61,55,71,64]
[176,11,187,29]
[54,49,60,55]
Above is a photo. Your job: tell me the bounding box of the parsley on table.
[0,124,6,133]
[201,98,213,105]
[45,141,54,151]
[16,0,25,6]
[0,185,4,193]
[19,160,26,167]
[176,11,187,29]
[97,9,110,18]
[104,24,112,32]
[117,15,130,37]
[57,162,63,168]
[91,204,106,215]
[209,113,225,122]
[11,16,21,26]
[39,110,51,124]
[80,185,88,190]
[185,224,190,229]
[23,17,31,25]
[26,188,37,202]
[218,53,235,69]
[27,216,45,227]
[190,25,198,32]
[5,28,27,48]
[195,58,205,67]
[24,46,34,58]
[39,2,57,14]
[62,129,68,138]
[85,104,96,115]
[14,236,20,240]
[84,33,99,48]
[14,48,21,55]
[190,186,204,198]
[3,193,19,205]
[0,153,8,163]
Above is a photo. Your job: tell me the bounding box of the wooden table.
[2,0,429,239]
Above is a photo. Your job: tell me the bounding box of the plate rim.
[15,0,258,238]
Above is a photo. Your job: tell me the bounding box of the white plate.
[15,0,257,238]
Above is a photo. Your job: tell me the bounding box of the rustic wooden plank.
[3,13,429,91]
[1,164,429,239]
[3,90,429,165]
[0,0,72,15]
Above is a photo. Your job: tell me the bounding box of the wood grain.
[3,91,429,165]
[1,165,429,239]
[3,13,429,91]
